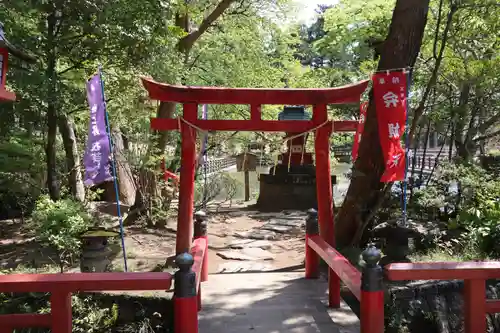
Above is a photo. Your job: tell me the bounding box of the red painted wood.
[333,120,358,132]
[0,327,12,333]
[151,119,357,133]
[197,285,202,311]
[486,300,500,313]
[0,272,173,293]
[305,234,320,279]
[313,104,340,308]
[176,103,198,254]
[193,235,208,282]
[0,89,15,102]
[0,314,51,328]
[51,291,72,333]
[251,104,261,120]
[191,238,207,290]
[141,77,369,105]
[1,48,8,87]
[307,235,361,301]
[360,290,384,333]
[328,268,341,308]
[385,261,500,281]
[464,279,486,333]
[174,296,198,333]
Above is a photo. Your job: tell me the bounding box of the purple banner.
[83,74,113,186]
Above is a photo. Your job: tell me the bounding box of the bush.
[414,162,500,257]
[31,195,94,270]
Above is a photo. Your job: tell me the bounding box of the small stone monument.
[80,228,119,272]
[372,219,420,267]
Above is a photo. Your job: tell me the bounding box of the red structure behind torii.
[142,77,368,302]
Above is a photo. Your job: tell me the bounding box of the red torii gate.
[141,77,369,285]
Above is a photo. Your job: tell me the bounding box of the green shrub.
[414,162,500,257]
[31,195,94,270]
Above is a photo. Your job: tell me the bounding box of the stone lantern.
[80,228,120,272]
[372,219,421,267]
[0,21,36,102]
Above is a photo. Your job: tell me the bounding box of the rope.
[300,134,306,165]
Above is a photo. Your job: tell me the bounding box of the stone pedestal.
[80,229,119,272]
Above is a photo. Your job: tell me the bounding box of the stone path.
[199,271,360,333]
[214,211,306,273]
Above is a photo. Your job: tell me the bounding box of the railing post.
[50,291,72,333]
[174,253,198,333]
[193,211,208,282]
[305,208,319,279]
[463,279,486,333]
[193,211,208,312]
[360,246,384,333]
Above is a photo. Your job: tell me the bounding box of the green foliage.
[72,297,118,333]
[0,133,45,218]
[31,195,93,266]
[414,162,500,256]
[0,289,118,333]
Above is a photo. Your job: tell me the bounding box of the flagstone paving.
[199,271,360,333]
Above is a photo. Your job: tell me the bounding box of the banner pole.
[98,65,128,272]
[401,70,412,227]
[201,104,208,209]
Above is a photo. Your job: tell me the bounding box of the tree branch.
[408,4,458,144]
[473,128,500,142]
[177,0,236,53]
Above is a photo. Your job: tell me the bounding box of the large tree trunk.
[102,128,136,206]
[336,0,430,249]
[58,114,85,202]
[45,12,60,201]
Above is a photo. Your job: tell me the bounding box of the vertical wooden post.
[176,103,198,254]
[305,208,319,279]
[463,279,486,333]
[193,211,209,282]
[244,170,250,201]
[360,246,384,333]
[250,104,261,120]
[174,253,198,333]
[313,104,339,308]
[50,291,72,333]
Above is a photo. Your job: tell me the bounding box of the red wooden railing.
[0,237,208,333]
[385,261,500,333]
[0,272,173,333]
[305,208,500,333]
[304,209,384,333]
[174,237,207,333]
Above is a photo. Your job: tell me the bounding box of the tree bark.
[102,128,136,206]
[336,0,430,249]
[45,11,60,201]
[58,114,85,201]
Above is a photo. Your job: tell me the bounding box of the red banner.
[373,71,407,182]
[352,101,368,161]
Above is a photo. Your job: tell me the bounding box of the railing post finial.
[174,253,196,298]
[306,208,318,235]
[194,211,208,238]
[361,246,383,291]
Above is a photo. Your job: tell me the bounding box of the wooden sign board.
[235,152,257,172]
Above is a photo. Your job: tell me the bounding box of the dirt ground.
[0,200,306,274]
